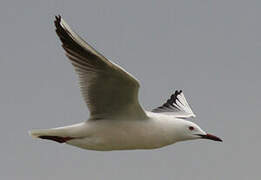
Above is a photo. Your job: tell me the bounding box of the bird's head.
[176,120,222,142]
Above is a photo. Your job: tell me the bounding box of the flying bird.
[29,15,222,151]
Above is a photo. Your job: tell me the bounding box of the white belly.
[66,118,176,151]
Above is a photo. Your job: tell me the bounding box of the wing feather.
[152,90,196,118]
[54,15,147,120]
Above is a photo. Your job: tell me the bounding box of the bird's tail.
[29,126,78,143]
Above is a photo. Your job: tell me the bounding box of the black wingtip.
[152,89,185,113]
[54,15,61,27]
[54,15,69,43]
[55,15,61,20]
[171,90,182,99]
[176,90,182,94]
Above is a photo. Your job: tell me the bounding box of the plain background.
[1,0,260,179]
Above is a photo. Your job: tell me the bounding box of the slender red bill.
[199,133,222,142]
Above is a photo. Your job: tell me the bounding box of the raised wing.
[152,90,196,118]
[54,15,147,120]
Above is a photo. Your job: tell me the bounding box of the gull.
[29,15,222,151]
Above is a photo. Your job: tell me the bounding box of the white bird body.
[29,16,222,151]
[31,112,202,151]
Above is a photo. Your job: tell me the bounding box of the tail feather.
[29,129,50,138]
[29,129,75,143]
[38,135,74,143]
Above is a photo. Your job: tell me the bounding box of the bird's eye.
[188,126,194,131]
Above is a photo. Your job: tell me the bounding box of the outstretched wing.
[152,90,196,118]
[54,15,147,120]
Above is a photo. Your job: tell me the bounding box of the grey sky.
[1,0,260,179]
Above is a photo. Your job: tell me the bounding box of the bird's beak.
[198,133,222,142]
